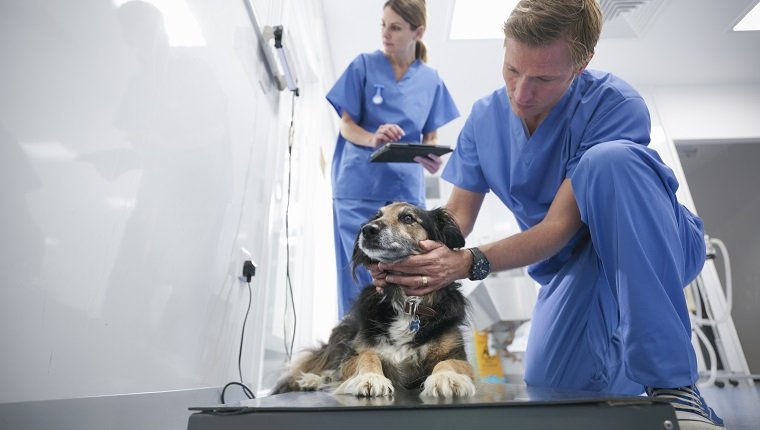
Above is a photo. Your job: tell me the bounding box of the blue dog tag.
[409,315,420,333]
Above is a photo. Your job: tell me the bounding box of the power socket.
[237,247,256,282]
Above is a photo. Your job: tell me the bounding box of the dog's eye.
[399,213,416,224]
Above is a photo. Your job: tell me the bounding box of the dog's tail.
[270,319,358,395]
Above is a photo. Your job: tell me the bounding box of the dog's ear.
[351,228,372,281]
[428,207,466,249]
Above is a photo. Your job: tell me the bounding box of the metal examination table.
[187,383,679,430]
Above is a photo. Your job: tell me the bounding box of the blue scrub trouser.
[524,141,705,395]
[332,198,426,319]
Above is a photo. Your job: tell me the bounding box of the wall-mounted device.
[243,0,300,95]
[269,25,299,95]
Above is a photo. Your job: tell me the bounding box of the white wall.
[651,85,760,143]
[0,0,338,411]
[640,84,760,213]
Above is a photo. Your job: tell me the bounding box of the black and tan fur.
[271,202,475,397]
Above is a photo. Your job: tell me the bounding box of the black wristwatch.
[467,247,491,281]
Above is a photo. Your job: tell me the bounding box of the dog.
[271,202,476,398]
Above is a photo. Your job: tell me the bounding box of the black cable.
[219,280,255,404]
[218,89,297,404]
[238,280,253,385]
[220,381,255,404]
[283,91,297,361]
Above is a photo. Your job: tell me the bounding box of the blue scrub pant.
[524,141,705,395]
[332,197,426,318]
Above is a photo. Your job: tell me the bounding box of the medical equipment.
[189,385,678,430]
[369,142,452,163]
[465,269,538,380]
[689,235,756,387]
[243,0,300,95]
[270,26,299,95]
[372,84,384,104]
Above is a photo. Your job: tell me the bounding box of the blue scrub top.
[442,70,652,284]
[327,50,459,202]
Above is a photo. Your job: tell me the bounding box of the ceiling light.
[449,0,519,40]
[734,1,760,31]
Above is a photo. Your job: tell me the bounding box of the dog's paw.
[420,371,476,397]
[334,372,395,397]
[295,372,323,390]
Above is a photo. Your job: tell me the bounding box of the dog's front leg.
[421,359,476,397]
[334,351,394,397]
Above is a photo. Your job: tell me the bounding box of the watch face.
[469,248,491,280]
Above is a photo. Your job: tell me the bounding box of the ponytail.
[415,40,428,63]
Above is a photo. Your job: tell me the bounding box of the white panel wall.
[651,85,760,143]
[640,84,760,212]
[0,0,338,407]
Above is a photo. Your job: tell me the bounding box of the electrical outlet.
[237,247,253,282]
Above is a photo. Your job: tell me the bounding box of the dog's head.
[351,202,466,277]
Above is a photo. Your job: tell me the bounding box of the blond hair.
[385,0,428,62]
[503,0,603,69]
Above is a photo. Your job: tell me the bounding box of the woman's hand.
[413,153,443,174]
[370,123,405,147]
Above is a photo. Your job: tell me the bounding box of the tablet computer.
[370,143,453,163]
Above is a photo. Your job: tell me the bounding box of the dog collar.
[403,297,436,317]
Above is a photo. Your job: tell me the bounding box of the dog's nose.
[361,223,381,238]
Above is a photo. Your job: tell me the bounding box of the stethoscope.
[372,84,384,105]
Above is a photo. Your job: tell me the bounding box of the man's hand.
[368,262,388,293]
[373,240,470,296]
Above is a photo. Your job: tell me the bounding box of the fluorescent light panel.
[450,0,519,40]
[734,1,760,31]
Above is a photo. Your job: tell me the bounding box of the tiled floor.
[699,383,760,429]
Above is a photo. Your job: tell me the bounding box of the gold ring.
[421,276,428,287]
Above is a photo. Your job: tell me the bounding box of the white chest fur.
[372,314,427,364]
